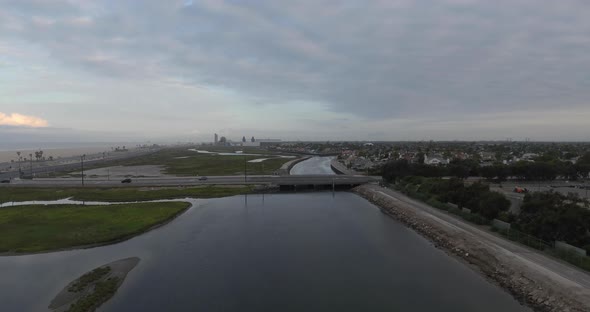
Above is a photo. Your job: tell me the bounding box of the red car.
[513,187,528,193]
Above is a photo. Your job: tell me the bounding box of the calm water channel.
[0,192,530,312]
[290,156,336,175]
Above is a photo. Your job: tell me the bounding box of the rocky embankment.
[353,185,590,312]
[330,159,359,175]
[278,156,311,175]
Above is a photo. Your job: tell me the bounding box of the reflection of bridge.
[253,175,381,189]
[1,175,382,188]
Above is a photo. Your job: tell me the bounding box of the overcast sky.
[1,0,590,143]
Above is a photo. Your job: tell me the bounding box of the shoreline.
[49,257,141,311]
[0,185,254,204]
[353,184,590,312]
[0,144,142,163]
[278,156,311,175]
[0,202,192,257]
[330,158,360,175]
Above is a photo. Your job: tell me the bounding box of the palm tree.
[16,151,21,176]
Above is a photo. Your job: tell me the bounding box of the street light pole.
[244,158,247,183]
[81,154,86,186]
[29,153,33,179]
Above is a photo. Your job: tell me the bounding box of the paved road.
[366,184,590,290]
[492,181,590,199]
[1,175,382,187]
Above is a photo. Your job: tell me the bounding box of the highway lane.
[1,175,382,187]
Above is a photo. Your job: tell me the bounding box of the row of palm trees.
[14,150,56,178]
[15,150,53,163]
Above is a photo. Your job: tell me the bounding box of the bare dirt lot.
[76,165,169,178]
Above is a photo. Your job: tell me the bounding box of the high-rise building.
[214,133,218,144]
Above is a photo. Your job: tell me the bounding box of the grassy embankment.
[0,202,190,253]
[65,266,118,312]
[0,185,253,203]
[63,147,292,177]
[191,145,269,154]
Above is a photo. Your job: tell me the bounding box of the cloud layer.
[1,0,590,141]
[0,112,48,127]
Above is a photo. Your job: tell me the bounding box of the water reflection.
[290,157,336,175]
[0,193,530,312]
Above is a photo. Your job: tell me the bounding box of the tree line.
[398,176,510,220]
[515,192,590,253]
[396,176,590,252]
[385,156,590,253]
[382,152,590,182]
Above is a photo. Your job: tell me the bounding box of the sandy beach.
[0,144,139,163]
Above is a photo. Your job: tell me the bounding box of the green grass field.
[0,202,190,253]
[0,186,252,203]
[157,153,290,176]
[191,145,269,154]
[57,147,293,177]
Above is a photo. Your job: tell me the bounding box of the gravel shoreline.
[353,185,590,312]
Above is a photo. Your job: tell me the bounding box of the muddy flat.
[49,257,140,312]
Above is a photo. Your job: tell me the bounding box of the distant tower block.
[214,133,219,144]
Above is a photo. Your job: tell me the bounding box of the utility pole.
[29,153,33,179]
[81,154,86,186]
[244,158,247,183]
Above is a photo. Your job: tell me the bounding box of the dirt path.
[354,184,590,312]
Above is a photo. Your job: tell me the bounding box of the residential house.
[424,154,449,165]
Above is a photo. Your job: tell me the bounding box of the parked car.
[121,178,132,183]
[0,179,10,183]
[513,187,529,193]
[198,176,208,181]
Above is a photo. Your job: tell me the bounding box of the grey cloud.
[0,125,143,144]
[2,0,590,123]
